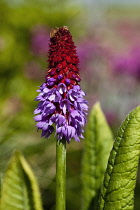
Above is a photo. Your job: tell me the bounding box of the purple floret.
[34,83,88,142]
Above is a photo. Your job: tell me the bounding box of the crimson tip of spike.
[63,26,69,31]
[50,27,59,38]
[50,26,69,38]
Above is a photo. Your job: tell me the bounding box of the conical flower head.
[34,26,88,142]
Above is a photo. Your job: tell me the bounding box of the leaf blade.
[98,106,140,210]
[1,151,43,210]
[81,102,114,210]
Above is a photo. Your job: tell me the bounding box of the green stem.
[56,138,66,210]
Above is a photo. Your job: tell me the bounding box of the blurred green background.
[0,0,140,209]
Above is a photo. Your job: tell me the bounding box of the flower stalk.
[56,138,66,210]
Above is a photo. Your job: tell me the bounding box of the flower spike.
[34,26,88,142]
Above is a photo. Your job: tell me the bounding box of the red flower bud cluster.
[46,26,81,90]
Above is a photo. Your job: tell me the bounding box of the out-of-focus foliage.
[81,103,113,210]
[76,5,140,130]
[1,151,43,210]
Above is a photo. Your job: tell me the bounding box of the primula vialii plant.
[1,26,140,210]
[34,26,88,210]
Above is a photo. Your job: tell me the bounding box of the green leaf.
[81,102,114,210]
[98,106,140,210]
[1,151,43,210]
